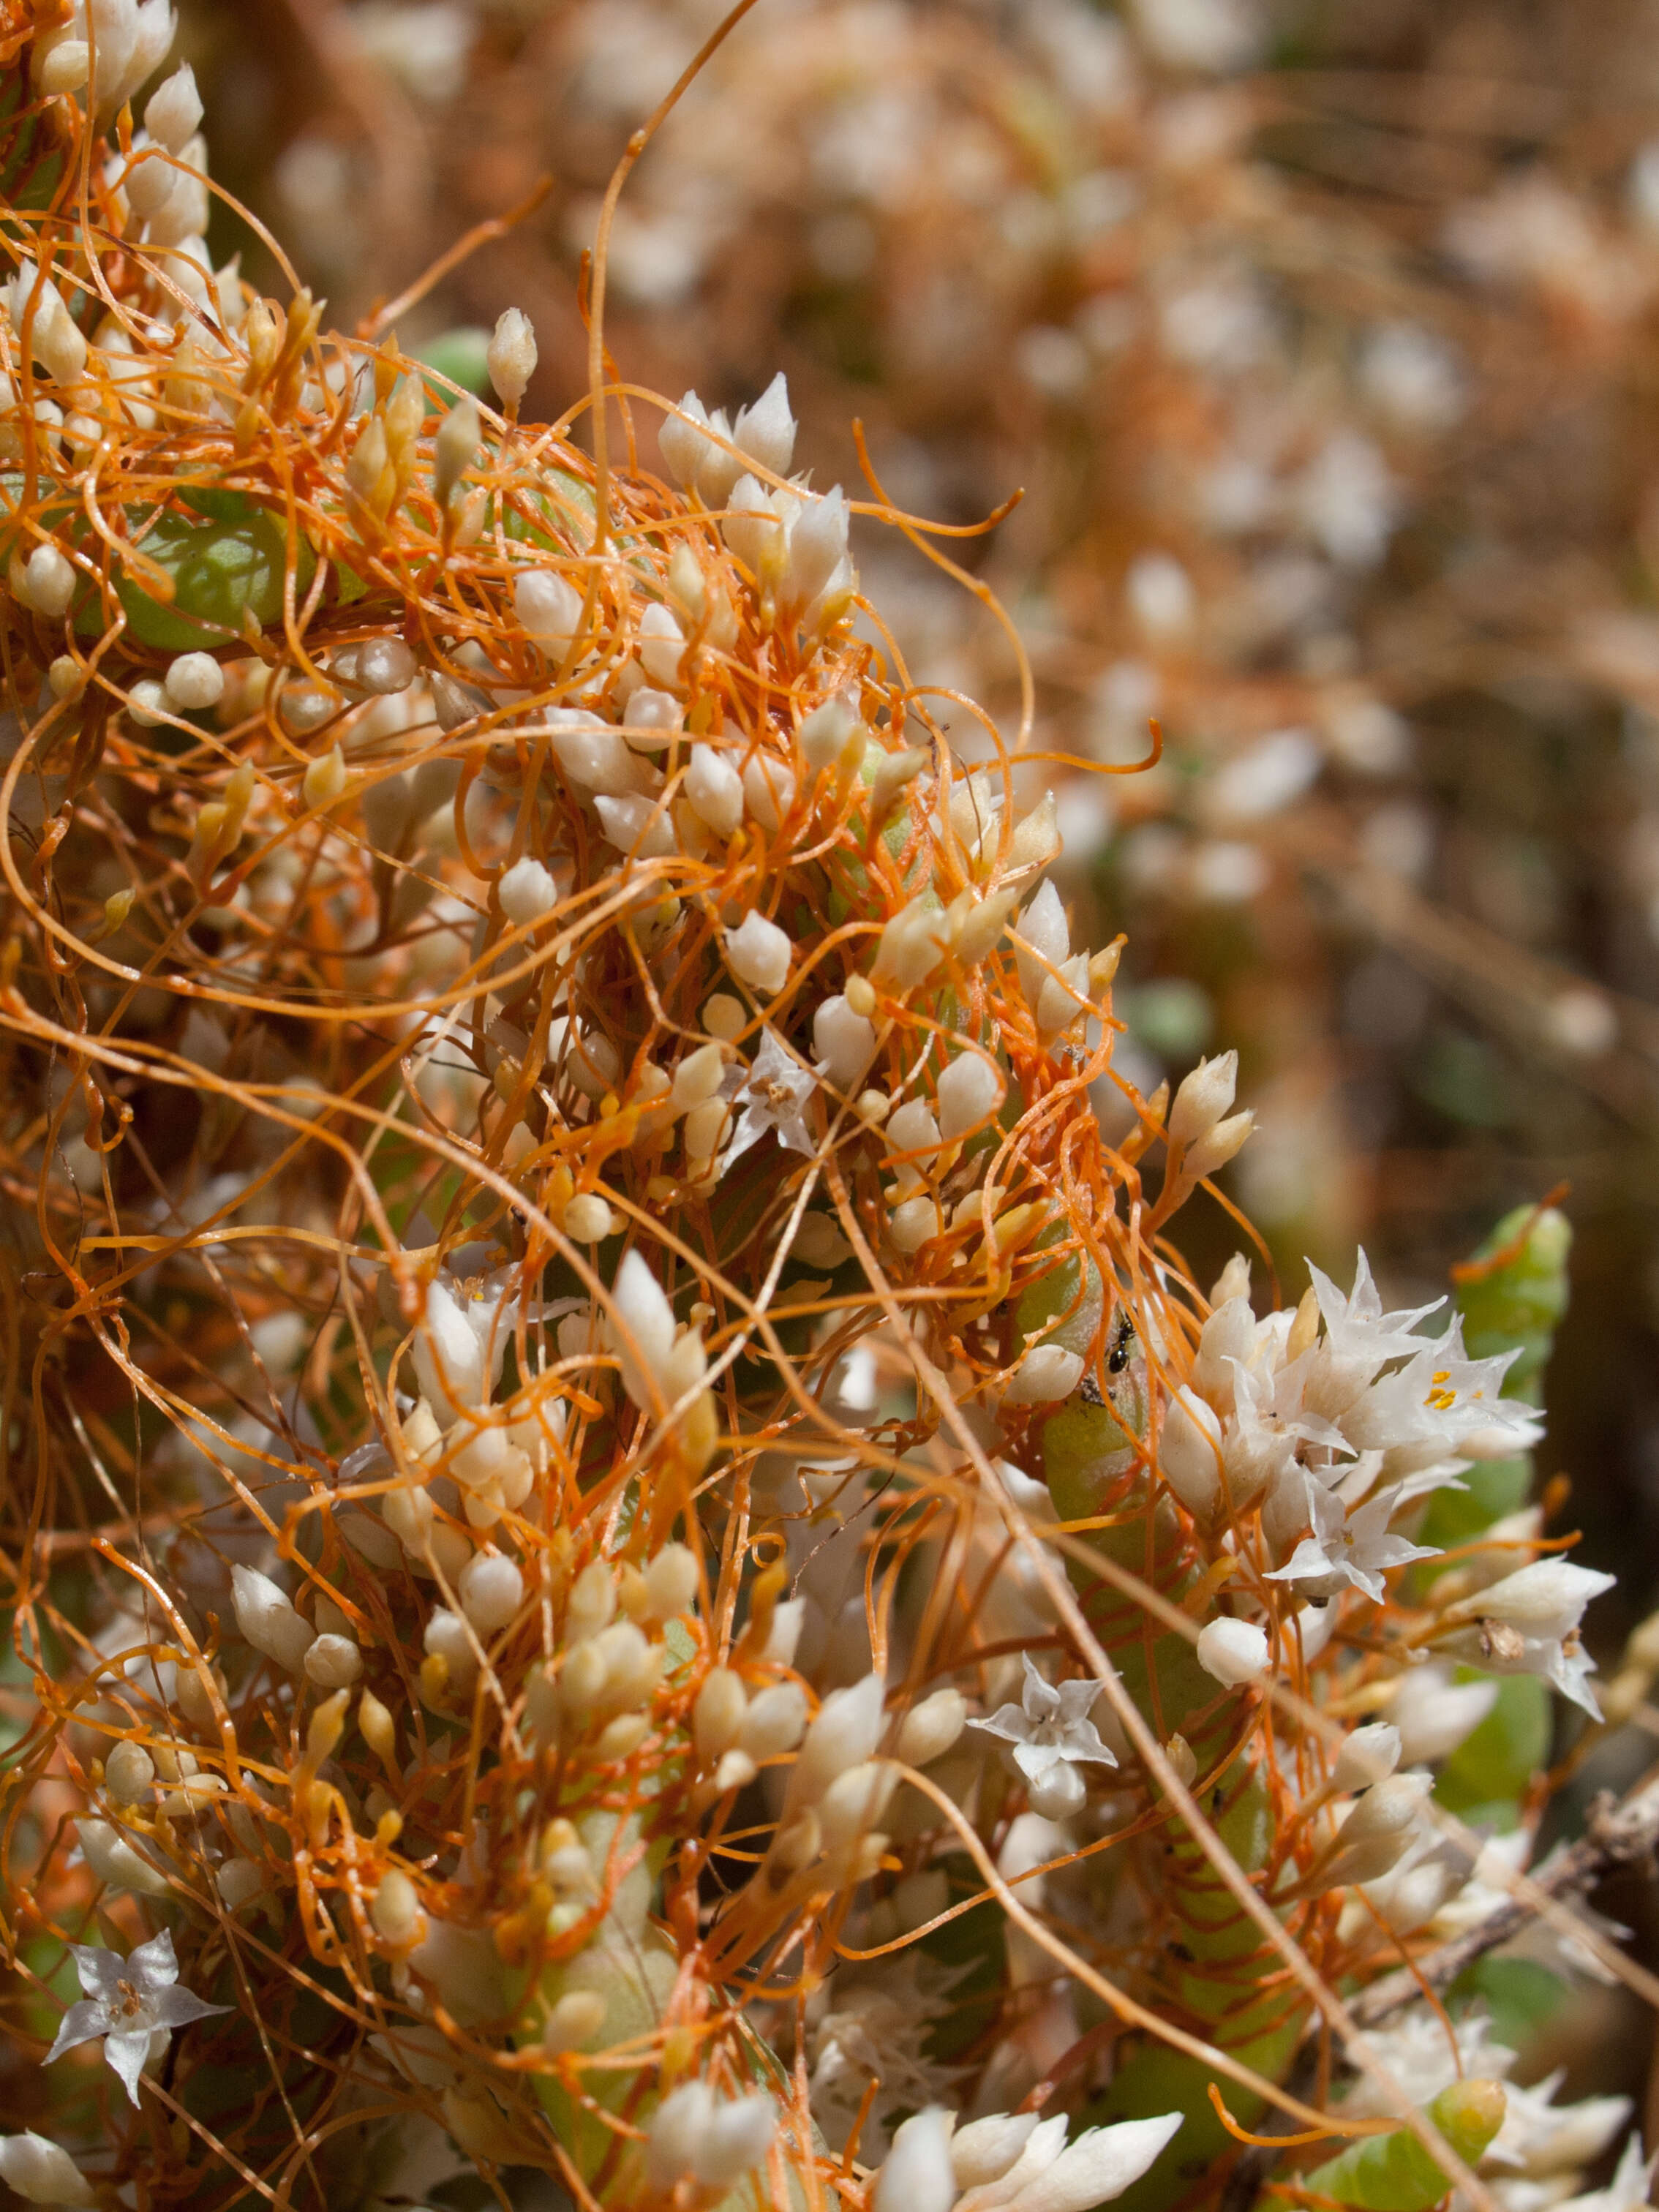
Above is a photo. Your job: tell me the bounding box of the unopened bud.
[487,308,537,410]
[303,744,347,811]
[1170,1051,1238,1152]
[895,1688,967,1768]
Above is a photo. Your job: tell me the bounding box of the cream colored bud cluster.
[658,376,854,634]
[750,1671,906,1892]
[1166,1048,1254,1184]
[521,1547,698,1762]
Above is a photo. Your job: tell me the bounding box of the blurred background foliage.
[177,0,1659,1856]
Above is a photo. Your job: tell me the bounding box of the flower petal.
[128,1927,180,1992]
[1007,2112,1184,2212]
[1019,1653,1061,1724]
[67,1942,127,2004]
[43,1998,115,2067]
[102,2025,154,2105]
[150,1983,231,2032]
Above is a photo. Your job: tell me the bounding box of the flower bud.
[740,1680,810,1762]
[515,567,582,645]
[232,1563,317,1674]
[937,1050,1001,1141]
[18,543,75,618]
[791,1671,886,1805]
[568,1558,617,1643]
[875,2108,958,2212]
[1185,1110,1255,1181]
[303,743,347,811]
[872,893,948,991]
[786,486,849,610]
[799,691,860,774]
[608,1251,676,1409]
[643,1543,698,1620]
[1337,1769,1429,1847]
[1014,879,1069,1007]
[543,1988,606,2054]
[660,390,713,489]
[497,854,559,929]
[1195,1616,1270,1687]
[423,1607,478,1693]
[0,2132,94,2205]
[140,61,201,152]
[896,1688,968,1768]
[1170,1051,1238,1151]
[1333,1723,1401,1794]
[685,742,743,837]
[766,1597,805,1665]
[434,395,479,510]
[1028,1760,1087,1821]
[672,1041,725,1112]
[163,651,224,712]
[742,750,797,830]
[819,1759,898,1848]
[637,601,685,686]
[695,1667,748,1760]
[952,2112,1040,2191]
[725,910,791,995]
[1443,1558,1614,1641]
[77,1816,169,1896]
[459,1551,524,1633]
[1005,1345,1085,1406]
[812,993,877,1091]
[372,1867,424,1945]
[105,1739,154,1803]
[304,1633,363,1689]
[1160,1387,1224,1517]
[486,307,537,408]
[563,1192,615,1243]
[733,372,796,475]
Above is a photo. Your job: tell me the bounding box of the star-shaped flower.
[971,1652,1118,1785]
[44,1928,229,2104]
[1266,1475,1436,1604]
[721,1027,818,1167]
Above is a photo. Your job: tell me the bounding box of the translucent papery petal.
[722,1105,769,1169]
[1546,1642,1604,1718]
[43,1997,116,2066]
[103,2025,154,2105]
[973,1702,1035,1748]
[68,1941,128,2002]
[1053,1677,1102,1728]
[1267,1535,1346,1589]
[1058,1718,1118,1768]
[1012,1740,1063,1784]
[150,1982,231,2031]
[1019,1653,1061,1723]
[128,1927,180,1991]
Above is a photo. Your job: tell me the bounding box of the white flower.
[1266,1476,1437,1603]
[645,2080,776,2191]
[812,1959,966,2159]
[1342,2007,1516,2118]
[1538,2134,1653,2212]
[722,1027,818,1165]
[44,1929,228,2104]
[951,2110,1185,2212]
[973,1653,1118,1794]
[1437,1559,1615,1717]
[1388,1662,1499,1764]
